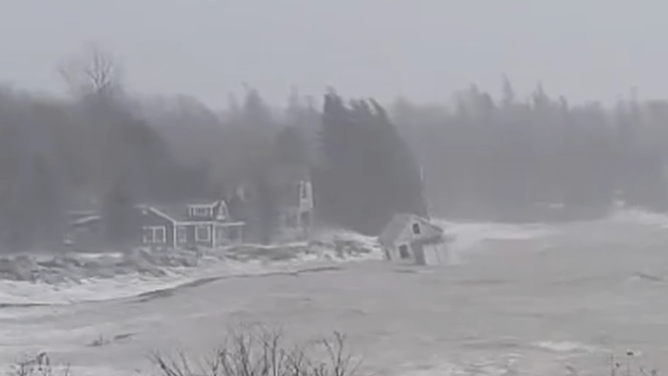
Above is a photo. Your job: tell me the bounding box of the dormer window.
[412,223,421,235]
[189,205,211,217]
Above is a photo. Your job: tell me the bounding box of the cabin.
[378,213,447,266]
[139,200,245,249]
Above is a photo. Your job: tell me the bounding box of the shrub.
[150,324,360,376]
[6,352,70,376]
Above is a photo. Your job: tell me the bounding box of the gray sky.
[0,0,665,108]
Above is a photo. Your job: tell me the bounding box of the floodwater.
[2,212,668,375]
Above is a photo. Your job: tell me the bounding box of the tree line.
[393,80,668,222]
[1,44,667,251]
[0,44,425,250]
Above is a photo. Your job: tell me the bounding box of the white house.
[378,213,447,266]
[278,179,314,240]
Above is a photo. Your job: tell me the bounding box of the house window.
[176,226,187,243]
[143,226,166,244]
[398,244,410,259]
[412,223,421,235]
[195,225,211,242]
[300,182,308,199]
[190,206,211,217]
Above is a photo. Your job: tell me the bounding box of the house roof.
[378,213,444,247]
[72,215,101,227]
[180,199,219,206]
[149,203,220,223]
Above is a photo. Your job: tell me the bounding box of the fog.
[2,1,668,375]
[2,1,668,105]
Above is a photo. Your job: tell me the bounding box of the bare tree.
[58,41,123,98]
[150,323,362,376]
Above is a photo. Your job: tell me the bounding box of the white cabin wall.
[395,222,421,245]
[422,243,449,266]
[383,245,393,260]
[395,226,411,246]
[422,244,440,266]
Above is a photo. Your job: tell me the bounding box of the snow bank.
[0,231,381,306]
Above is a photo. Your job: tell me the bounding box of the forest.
[1,43,667,251]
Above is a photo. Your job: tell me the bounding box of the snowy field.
[2,210,668,375]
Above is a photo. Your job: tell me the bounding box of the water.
[1,211,668,375]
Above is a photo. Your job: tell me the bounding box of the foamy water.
[436,219,558,264]
[2,209,668,375]
[607,207,668,227]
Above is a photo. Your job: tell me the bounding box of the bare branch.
[57,41,123,98]
[149,324,362,376]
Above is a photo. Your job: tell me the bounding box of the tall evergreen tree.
[317,92,426,235]
[101,183,137,247]
[29,156,66,249]
[252,170,279,245]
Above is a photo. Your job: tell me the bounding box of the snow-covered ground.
[0,230,381,306]
[2,210,668,375]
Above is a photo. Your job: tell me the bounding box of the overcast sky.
[0,0,665,108]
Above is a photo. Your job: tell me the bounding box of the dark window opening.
[228,226,239,241]
[301,183,308,199]
[398,244,410,259]
[412,223,421,235]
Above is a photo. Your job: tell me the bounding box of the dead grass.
[609,352,659,376]
[6,353,70,376]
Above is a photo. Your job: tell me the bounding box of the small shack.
[378,213,447,266]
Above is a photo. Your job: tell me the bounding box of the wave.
[435,219,557,264]
[606,207,668,227]
[533,340,602,354]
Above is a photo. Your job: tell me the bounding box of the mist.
[2,1,668,374]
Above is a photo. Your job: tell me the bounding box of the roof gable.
[378,213,443,246]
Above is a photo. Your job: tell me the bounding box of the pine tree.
[317,92,426,235]
[253,170,279,245]
[316,91,352,227]
[275,126,307,167]
[102,183,136,247]
[29,156,66,249]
